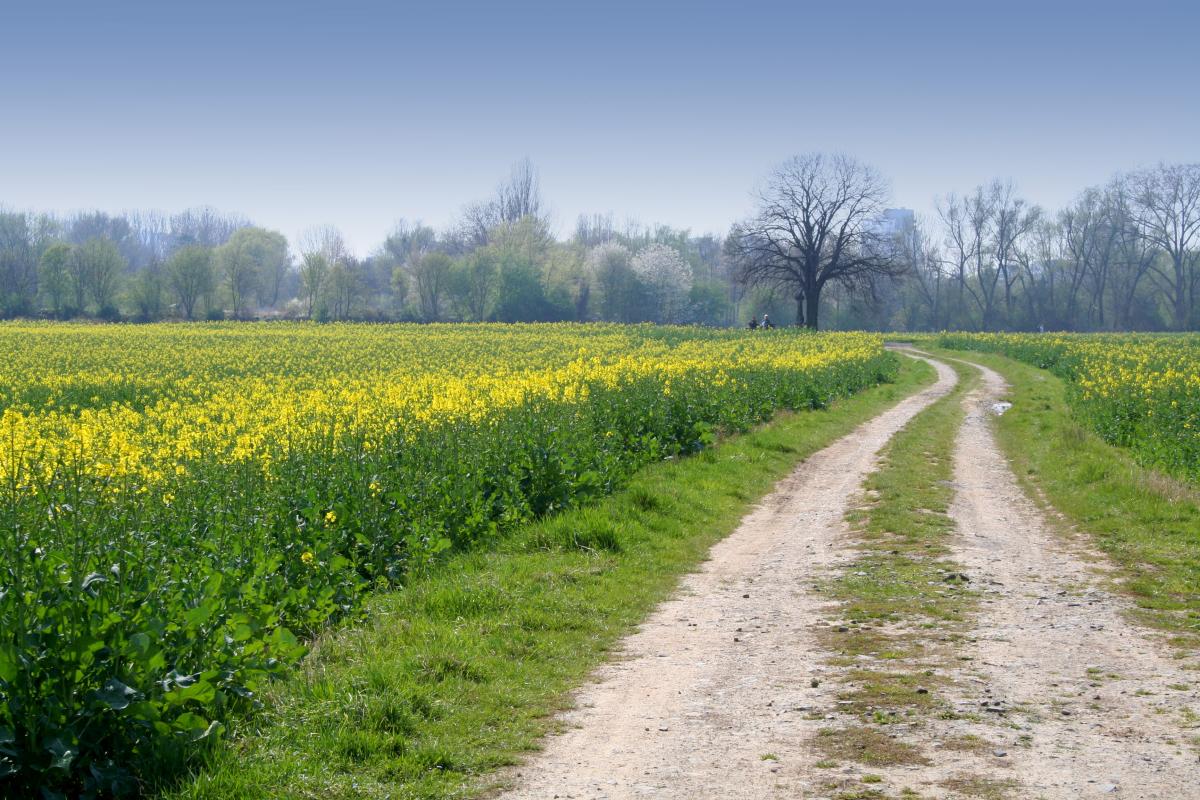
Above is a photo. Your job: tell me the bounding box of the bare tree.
[574,212,617,247]
[936,193,978,326]
[1105,177,1158,329]
[1059,190,1106,327]
[990,181,1041,320]
[170,206,248,249]
[898,217,945,329]
[496,157,542,224]
[964,186,999,329]
[1009,218,1061,329]
[727,154,901,329]
[459,158,546,248]
[1130,163,1200,330]
[127,210,173,265]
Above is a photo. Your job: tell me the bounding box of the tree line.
[2,156,1197,330]
[0,161,739,326]
[879,163,1200,332]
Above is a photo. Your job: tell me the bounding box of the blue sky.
[2,0,1197,254]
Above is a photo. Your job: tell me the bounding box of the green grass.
[161,358,937,800]
[930,349,1200,649]
[816,357,980,734]
[939,775,1018,800]
[814,725,929,767]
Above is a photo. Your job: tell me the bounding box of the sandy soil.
[493,354,1200,800]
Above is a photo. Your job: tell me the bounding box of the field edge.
[929,347,1200,653]
[162,357,937,800]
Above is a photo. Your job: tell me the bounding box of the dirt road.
[895,357,1200,799]
[495,354,1199,800]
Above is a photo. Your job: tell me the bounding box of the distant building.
[875,208,915,237]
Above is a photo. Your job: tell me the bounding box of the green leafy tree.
[447,248,499,320]
[166,245,215,320]
[414,252,452,320]
[327,260,361,320]
[75,237,125,314]
[129,262,166,321]
[0,211,55,317]
[389,264,409,315]
[297,226,346,319]
[217,227,285,319]
[689,279,732,326]
[38,242,73,316]
[492,254,572,322]
[586,242,651,322]
[300,252,329,318]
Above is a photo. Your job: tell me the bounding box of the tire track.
[931,358,1200,799]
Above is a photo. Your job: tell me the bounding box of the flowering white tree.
[631,243,692,323]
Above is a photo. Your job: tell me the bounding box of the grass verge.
[161,356,936,800]
[929,348,1200,652]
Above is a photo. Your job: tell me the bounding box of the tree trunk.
[794,292,805,327]
[805,288,820,330]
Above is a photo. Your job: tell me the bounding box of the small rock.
[743,593,750,598]
[658,725,669,731]
[916,687,929,695]
[811,678,821,688]
[993,749,1008,757]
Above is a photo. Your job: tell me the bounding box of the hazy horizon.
[3,0,1198,255]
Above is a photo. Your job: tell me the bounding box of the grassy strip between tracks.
[809,358,999,800]
[929,349,1200,655]
[161,356,937,800]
